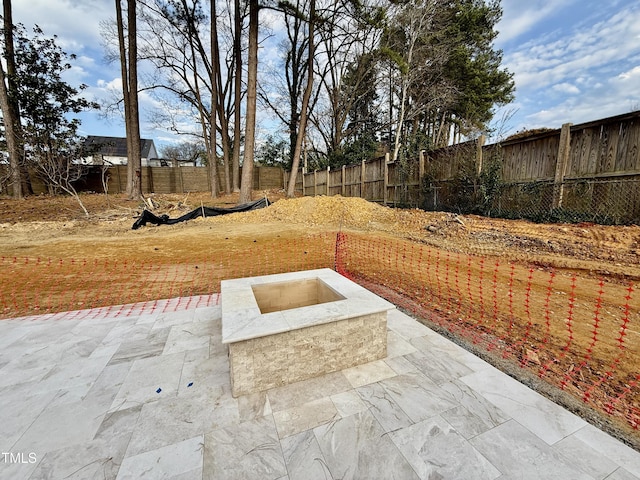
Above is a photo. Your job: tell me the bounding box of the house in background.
[83,136,160,167]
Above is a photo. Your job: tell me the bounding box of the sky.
[9,0,640,152]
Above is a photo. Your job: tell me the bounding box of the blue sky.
[493,0,640,139]
[10,0,640,151]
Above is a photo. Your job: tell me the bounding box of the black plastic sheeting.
[132,197,270,230]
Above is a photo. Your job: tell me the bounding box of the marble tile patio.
[1,296,640,479]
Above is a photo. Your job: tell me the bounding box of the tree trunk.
[116,0,142,200]
[239,0,258,204]
[208,0,219,198]
[127,0,142,198]
[287,0,315,198]
[1,0,26,198]
[0,57,21,198]
[232,0,242,192]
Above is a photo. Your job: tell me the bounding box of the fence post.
[419,151,426,206]
[361,159,366,199]
[341,165,346,196]
[175,164,184,193]
[553,123,573,209]
[326,166,331,196]
[300,167,305,196]
[384,153,390,205]
[116,165,123,193]
[314,170,317,196]
[476,135,486,176]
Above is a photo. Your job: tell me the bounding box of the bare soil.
[1,191,639,448]
[1,191,639,280]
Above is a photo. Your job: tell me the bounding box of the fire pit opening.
[251,278,346,314]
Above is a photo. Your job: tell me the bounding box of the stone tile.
[411,333,493,373]
[386,330,417,357]
[470,420,593,480]
[0,359,54,389]
[461,368,586,445]
[28,418,134,480]
[237,391,272,422]
[36,353,113,395]
[95,404,143,442]
[384,355,419,375]
[125,384,238,457]
[440,380,510,439]
[341,359,397,388]
[553,434,619,480]
[0,323,30,350]
[89,343,121,360]
[267,371,351,412]
[280,430,331,480]
[117,435,204,480]
[193,305,221,323]
[151,309,198,330]
[107,326,171,365]
[606,468,640,480]
[380,372,459,423]
[101,320,153,346]
[178,350,231,396]
[330,390,368,418]
[0,455,40,480]
[0,387,58,452]
[163,321,217,355]
[85,362,132,405]
[571,424,640,477]
[314,410,419,480]
[203,416,286,480]
[110,352,185,411]
[405,343,474,385]
[135,313,161,325]
[273,397,339,439]
[386,309,432,340]
[3,298,639,480]
[356,382,413,433]
[12,392,111,455]
[390,415,501,480]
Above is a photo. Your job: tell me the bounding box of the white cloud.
[503,5,640,91]
[618,65,640,81]
[13,0,112,49]
[552,83,580,95]
[496,0,577,45]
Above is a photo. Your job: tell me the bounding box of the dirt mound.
[206,195,450,234]
[213,195,392,227]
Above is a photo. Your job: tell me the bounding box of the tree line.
[1,0,514,205]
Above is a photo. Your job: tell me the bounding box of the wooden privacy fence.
[290,153,425,207]
[289,110,640,224]
[1,164,286,196]
[86,165,285,194]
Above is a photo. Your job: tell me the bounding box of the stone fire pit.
[221,268,394,397]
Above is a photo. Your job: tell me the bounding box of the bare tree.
[0,0,26,197]
[208,0,220,197]
[239,0,258,204]
[31,146,90,216]
[231,0,243,192]
[286,0,315,197]
[310,1,384,161]
[115,0,143,199]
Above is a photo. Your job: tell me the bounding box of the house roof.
[85,136,156,158]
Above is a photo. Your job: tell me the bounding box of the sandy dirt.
[1,191,639,448]
[1,191,639,281]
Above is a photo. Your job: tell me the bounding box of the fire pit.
[221,268,394,397]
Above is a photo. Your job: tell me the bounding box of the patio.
[1,295,639,479]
